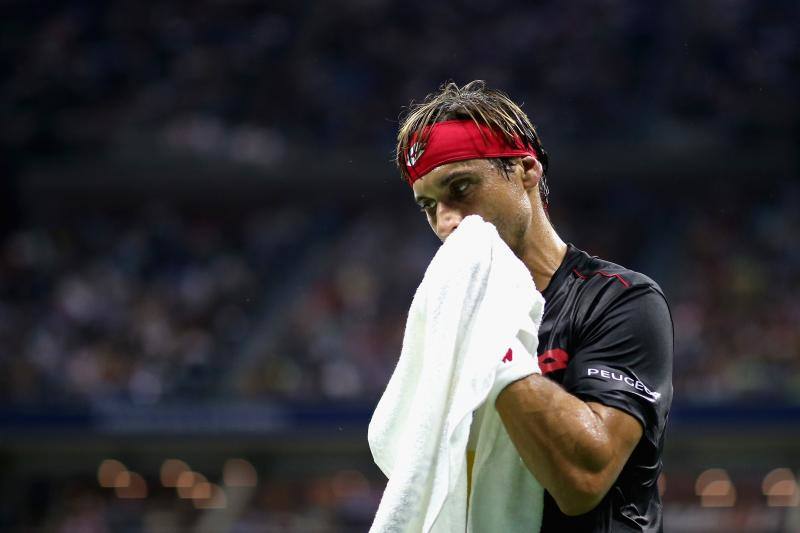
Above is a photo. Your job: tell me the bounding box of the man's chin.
[498,229,527,260]
[497,232,521,256]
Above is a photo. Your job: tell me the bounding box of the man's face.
[411,158,534,254]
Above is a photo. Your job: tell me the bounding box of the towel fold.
[368,215,545,533]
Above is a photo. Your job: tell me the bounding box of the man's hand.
[495,373,643,516]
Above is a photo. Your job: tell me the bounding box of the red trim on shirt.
[572,268,631,288]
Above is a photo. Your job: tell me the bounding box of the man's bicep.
[587,401,643,463]
[567,401,644,503]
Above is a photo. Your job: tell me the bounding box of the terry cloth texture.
[368,215,546,533]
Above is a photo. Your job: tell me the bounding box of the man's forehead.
[411,159,492,197]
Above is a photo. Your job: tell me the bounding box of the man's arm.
[496,376,643,515]
[495,283,673,516]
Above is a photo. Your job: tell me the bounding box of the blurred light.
[657,473,666,497]
[192,481,213,499]
[97,459,127,488]
[113,470,131,488]
[307,477,335,507]
[695,468,736,507]
[176,470,204,487]
[192,483,227,509]
[115,472,148,499]
[176,471,208,499]
[331,469,370,501]
[160,459,190,487]
[762,468,800,507]
[223,458,258,487]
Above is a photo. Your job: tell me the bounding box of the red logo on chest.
[538,349,570,374]
[502,348,513,363]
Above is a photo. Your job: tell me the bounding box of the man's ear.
[519,155,542,193]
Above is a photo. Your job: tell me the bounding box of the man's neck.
[519,211,568,293]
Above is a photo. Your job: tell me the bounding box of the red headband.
[403,119,537,186]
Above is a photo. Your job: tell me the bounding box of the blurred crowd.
[1,178,798,407]
[10,460,797,533]
[237,207,431,402]
[667,183,800,404]
[17,468,796,533]
[3,2,798,532]
[3,0,797,168]
[10,470,379,533]
[240,179,800,405]
[0,205,318,405]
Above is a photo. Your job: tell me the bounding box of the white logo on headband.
[407,143,424,167]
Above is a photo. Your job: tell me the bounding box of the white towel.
[368,214,545,533]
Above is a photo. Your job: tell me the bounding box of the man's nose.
[436,202,462,240]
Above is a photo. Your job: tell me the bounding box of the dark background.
[1,1,798,531]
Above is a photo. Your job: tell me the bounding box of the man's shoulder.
[569,247,666,301]
[562,247,669,328]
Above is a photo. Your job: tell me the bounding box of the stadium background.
[1,0,798,531]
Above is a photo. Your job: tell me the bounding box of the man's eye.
[452,181,470,195]
[418,200,435,212]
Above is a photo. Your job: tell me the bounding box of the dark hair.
[396,80,550,208]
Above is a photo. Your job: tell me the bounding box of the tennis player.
[397,81,673,532]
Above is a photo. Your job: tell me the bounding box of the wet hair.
[396,80,550,209]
